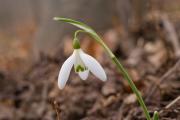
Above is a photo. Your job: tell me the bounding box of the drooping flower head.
[58,47,107,89]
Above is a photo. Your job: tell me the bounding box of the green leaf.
[53,17,95,34]
[53,17,102,43]
[153,111,159,120]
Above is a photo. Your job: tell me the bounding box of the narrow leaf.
[53,17,102,42]
[153,111,159,120]
[53,17,95,34]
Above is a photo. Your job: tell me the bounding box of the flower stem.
[98,38,151,120]
[112,57,151,120]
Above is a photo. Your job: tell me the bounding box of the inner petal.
[78,70,89,80]
[74,49,87,72]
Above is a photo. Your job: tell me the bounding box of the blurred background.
[0,0,180,120]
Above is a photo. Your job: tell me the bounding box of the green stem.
[112,57,151,120]
[74,30,151,120]
[100,40,151,120]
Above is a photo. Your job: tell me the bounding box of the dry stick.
[159,96,180,114]
[54,101,61,120]
[165,96,180,109]
[38,82,49,116]
[50,99,61,120]
[160,15,180,57]
[146,59,180,101]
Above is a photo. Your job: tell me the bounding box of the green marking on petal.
[75,65,86,72]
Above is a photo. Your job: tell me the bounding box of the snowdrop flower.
[58,48,107,89]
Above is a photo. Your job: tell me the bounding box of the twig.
[54,101,61,120]
[37,82,49,117]
[159,96,180,114]
[165,96,180,109]
[49,99,61,120]
[146,59,180,101]
[160,15,180,58]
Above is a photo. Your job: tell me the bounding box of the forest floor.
[0,10,180,120]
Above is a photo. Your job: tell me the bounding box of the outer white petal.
[78,70,89,80]
[58,54,75,89]
[79,50,107,81]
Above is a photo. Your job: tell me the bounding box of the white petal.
[78,70,89,80]
[79,50,107,81]
[58,54,75,89]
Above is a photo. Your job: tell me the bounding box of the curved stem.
[74,30,151,120]
[112,57,151,120]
